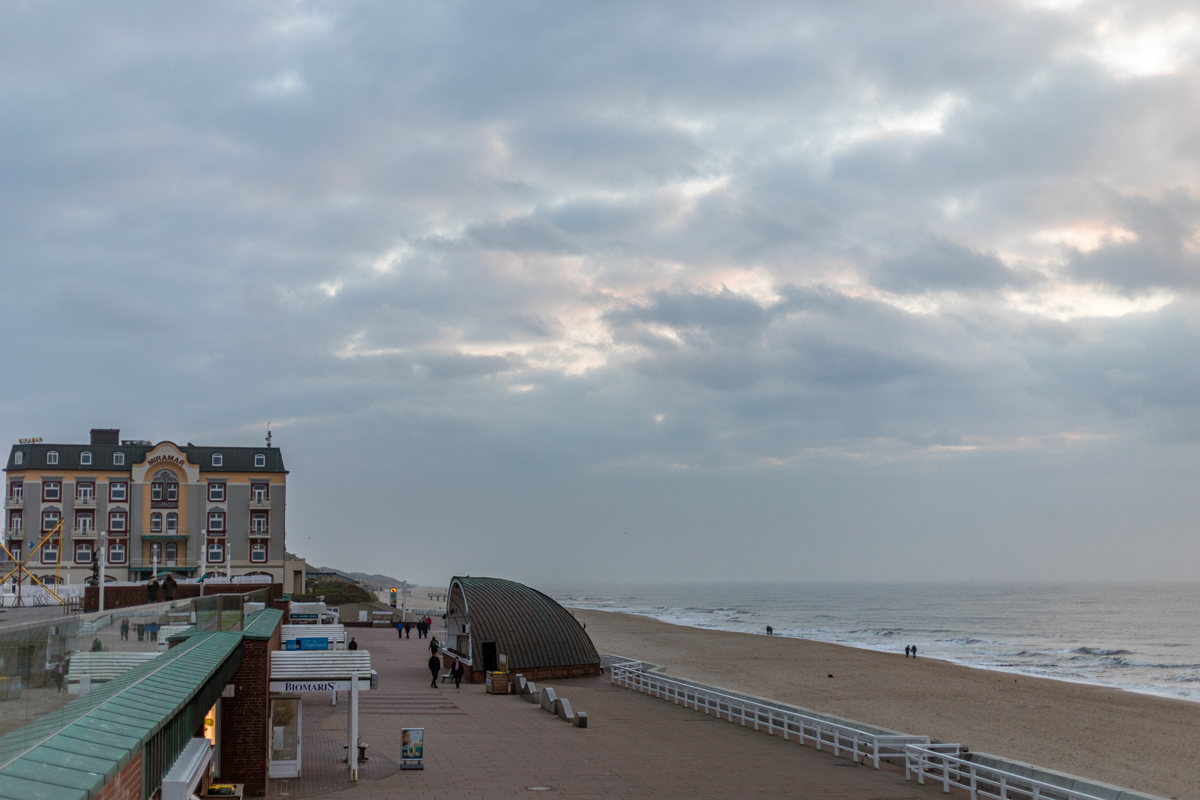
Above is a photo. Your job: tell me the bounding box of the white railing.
[607,658,927,769]
[905,744,1117,800]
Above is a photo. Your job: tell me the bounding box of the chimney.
[90,429,120,446]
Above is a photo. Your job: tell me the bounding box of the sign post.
[98,531,107,613]
[348,671,360,781]
[400,728,424,770]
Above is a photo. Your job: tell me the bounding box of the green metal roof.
[242,608,284,641]
[0,632,244,800]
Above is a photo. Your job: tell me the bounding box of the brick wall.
[93,751,142,800]
[84,582,283,611]
[217,623,280,796]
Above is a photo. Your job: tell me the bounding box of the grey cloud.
[1070,190,1200,291]
[872,238,1022,293]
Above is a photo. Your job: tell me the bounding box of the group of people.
[905,645,918,658]
[396,615,436,639]
[116,618,158,641]
[145,574,178,603]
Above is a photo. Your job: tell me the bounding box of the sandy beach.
[576,608,1197,800]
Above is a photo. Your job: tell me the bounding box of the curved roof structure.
[448,577,599,671]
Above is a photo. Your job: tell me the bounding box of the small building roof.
[449,577,599,672]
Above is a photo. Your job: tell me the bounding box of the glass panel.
[271,699,299,762]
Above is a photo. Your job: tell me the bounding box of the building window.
[254,454,266,468]
[165,542,178,564]
[151,471,179,508]
[208,541,224,563]
[75,512,94,532]
[75,542,93,564]
[208,483,224,502]
[251,483,269,502]
[113,452,124,466]
[108,541,126,564]
[9,511,21,532]
[41,542,58,564]
[166,483,178,503]
[151,483,162,502]
[150,512,163,532]
[208,511,225,532]
[76,482,94,500]
[43,482,61,502]
[212,453,223,467]
[251,512,268,534]
[80,451,92,466]
[9,482,21,499]
[42,510,60,532]
[13,451,22,466]
[109,482,127,502]
[46,451,59,465]
[109,511,126,532]
[250,542,267,562]
[166,512,178,532]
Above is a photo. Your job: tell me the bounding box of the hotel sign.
[148,454,187,466]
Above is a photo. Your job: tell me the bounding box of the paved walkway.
[281,627,943,799]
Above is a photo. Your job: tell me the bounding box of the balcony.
[5,496,23,509]
[249,497,271,510]
[248,527,271,538]
[128,558,199,570]
[6,526,23,538]
[71,527,98,538]
[74,496,97,509]
[142,529,189,540]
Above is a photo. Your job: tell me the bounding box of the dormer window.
[212,453,223,467]
[13,451,22,466]
[254,453,266,468]
[46,451,59,465]
[80,451,92,466]
[113,452,125,466]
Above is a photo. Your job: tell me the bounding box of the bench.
[67,652,161,693]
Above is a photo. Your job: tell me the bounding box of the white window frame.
[165,542,178,562]
[109,511,127,532]
[212,453,223,467]
[250,542,268,562]
[208,512,225,532]
[80,451,92,466]
[254,454,266,468]
[13,451,22,466]
[166,483,178,503]
[113,452,125,466]
[108,541,126,564]
[150,512,163,532]
[43,482,61,502]
[252,484,269,502]
[9,511,21,531]
[77,482,94,500]
[208,542,225,563]
[151,483,163,502]
[46,451,59,465]
[42,510,60,531]
[251,512,269,533]
[75,512,94,532]
[74,542,93,564]
[208,482,225,502]
[166,512,178,532]
[10,482,21,499]
[42,542,58,564]
[110,482,127,502]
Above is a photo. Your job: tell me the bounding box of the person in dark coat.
[348,637,358,650]
[428,653,441,688]
[162,574,177,601]
[147,577,160,603]
[429,636,439,655]
[451,658,464,689]
[404,621,411,638]
[120,618,129,640]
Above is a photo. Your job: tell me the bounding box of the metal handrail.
[905,744,1111,800]
[608,660,928,769]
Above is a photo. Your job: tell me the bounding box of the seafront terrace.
[292,626,952,799]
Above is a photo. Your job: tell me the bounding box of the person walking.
[429,635,439,655]
[397,621,404,640]
[451,658,464,689]
[905,645,911,658]
[404,621,411,639]
[348,637,359,651]
[911,644,917,659]
[120,618,129,641]
[162,574,177,601]
[148,621,158,642]
[147,577,160,604]
[136,623,145,642]
[428,653,441,688]
[53,663,64,693]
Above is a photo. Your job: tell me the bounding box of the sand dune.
[576,608,1195,800]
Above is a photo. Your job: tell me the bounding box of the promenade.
[299,626,943,799]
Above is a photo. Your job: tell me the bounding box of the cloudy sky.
[3,1,1200,585]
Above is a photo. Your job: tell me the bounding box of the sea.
[545,582,1200,703]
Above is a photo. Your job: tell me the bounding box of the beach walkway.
[312,626,942,799]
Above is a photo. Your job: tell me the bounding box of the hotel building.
[3,428,288,584]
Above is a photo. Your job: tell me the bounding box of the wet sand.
[576,609,1197,800]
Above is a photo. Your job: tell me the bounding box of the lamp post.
[98,531,107,613]
[200,529,206,596]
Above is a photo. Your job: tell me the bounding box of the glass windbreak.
[194,594,244,633]
[270,698,299,762]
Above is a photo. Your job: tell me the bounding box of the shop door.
[269,696,302,778]
[482,641,497,672]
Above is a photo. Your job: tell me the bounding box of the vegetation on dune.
[292,578,374,605]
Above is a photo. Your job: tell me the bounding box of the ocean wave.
[938,637,985,645]
[1071,647,1133,656]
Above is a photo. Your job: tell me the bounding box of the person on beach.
[451,658,464,689]
[911,644,917,658]
[147,577,160,603]
[428,653,441,687]
[162,574,177,601]
[905,645,911,658]
[766,625,773,636]
[349,637,358,650]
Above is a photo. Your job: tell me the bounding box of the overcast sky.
[3,1,1200,585]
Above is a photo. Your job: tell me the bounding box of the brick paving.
[271,626,946,799]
